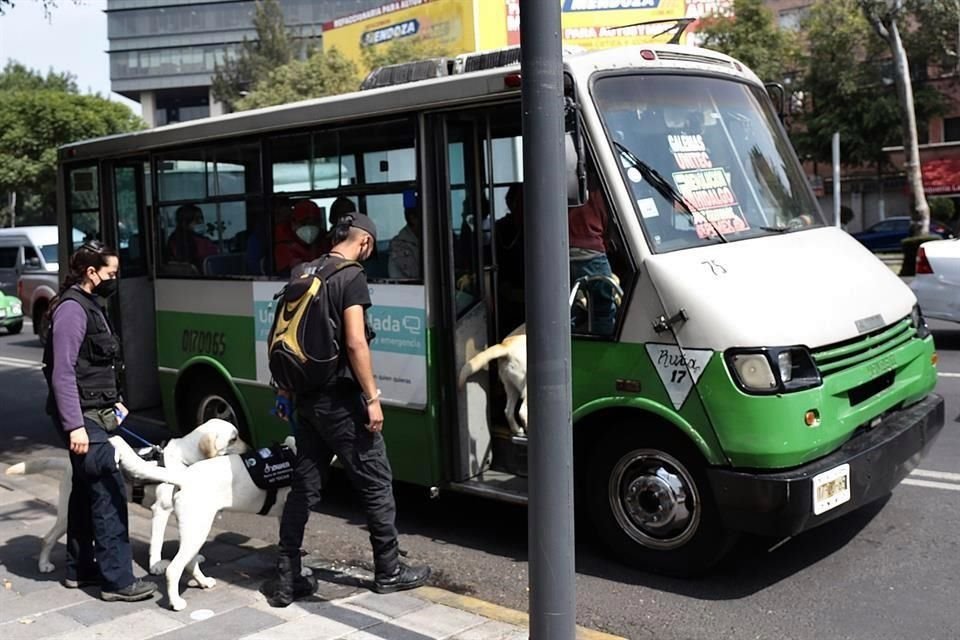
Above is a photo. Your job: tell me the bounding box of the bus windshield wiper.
[759,225,791,233]
[613,141,728,244]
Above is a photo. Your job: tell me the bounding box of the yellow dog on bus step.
[458,324,527,436]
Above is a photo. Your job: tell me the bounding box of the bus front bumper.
[706,393,944,538]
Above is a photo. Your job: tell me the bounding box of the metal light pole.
[519,1,576,638]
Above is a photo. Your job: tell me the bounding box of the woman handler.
[42,241,156,602]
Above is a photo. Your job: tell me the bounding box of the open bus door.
[438,109,528,501]
[107,160,161,412]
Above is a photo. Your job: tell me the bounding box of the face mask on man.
[296,225,320,244]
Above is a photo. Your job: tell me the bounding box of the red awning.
[921,157,960,195]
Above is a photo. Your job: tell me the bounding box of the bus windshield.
[592,74,824,253]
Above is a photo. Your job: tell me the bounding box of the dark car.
[851,216,952,252]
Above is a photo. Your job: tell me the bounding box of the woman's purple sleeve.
[51,301,87,431]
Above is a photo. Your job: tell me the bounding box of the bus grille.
[654,51,736,69]
[811,318,916,377]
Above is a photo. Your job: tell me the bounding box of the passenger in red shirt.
[274,200,325,276]
[569,171,617,336]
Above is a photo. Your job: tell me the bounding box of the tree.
[210,0,310,112]
[696,0,801,83]
[235,48,359,110]
[360,38,453,75]
[793,1,943,173]
[0,63,144,225]
[858,0,930,235]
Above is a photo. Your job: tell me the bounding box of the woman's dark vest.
[43,288,122,416]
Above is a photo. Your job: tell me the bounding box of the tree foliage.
[210,0,311,112]
[235,48,359,110]
[0,63,144,225]
[792,0,944,170]
[697,0,800,82]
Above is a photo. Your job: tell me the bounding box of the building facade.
[106,0,384,126]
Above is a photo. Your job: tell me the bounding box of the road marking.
[910,469,960,483]
[937,372,960,378]
[902,478,960,492]
[0,356,41,370]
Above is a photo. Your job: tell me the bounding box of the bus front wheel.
[180,374,250,445]
[586,428,736,577]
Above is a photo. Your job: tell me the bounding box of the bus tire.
[180,373,251,445]
[586,427,736,577]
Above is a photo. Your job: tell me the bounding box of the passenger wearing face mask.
[274,199,326,276]
[166,204,218,272]
[42,242,157,603]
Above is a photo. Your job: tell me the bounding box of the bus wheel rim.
[608,448,701,550]
[197,394,237,425]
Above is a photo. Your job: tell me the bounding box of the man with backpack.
[266,212,431,607]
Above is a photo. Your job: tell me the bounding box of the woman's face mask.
[193,222,206,235]
[296,225,320,244]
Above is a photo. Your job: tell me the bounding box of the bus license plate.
[812,464,851,515]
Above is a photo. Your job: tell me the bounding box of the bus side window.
[156,145,259,277]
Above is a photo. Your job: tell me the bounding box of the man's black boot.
[266,555,296,607]
[372,562,431,594]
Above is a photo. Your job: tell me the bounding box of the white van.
[0,226,63,295]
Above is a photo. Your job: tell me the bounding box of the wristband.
[365,389,382,405]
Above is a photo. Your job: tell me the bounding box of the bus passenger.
[388,190,421,280]
[43,241,157,602]
[328,196,358,229]
[496,183,525,336]
[569,171,617,336]
[270,214,431,606]
[274,199,325,276]
[167,204,217,271]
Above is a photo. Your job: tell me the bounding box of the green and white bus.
[57,43,944,576]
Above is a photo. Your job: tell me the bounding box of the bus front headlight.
[727,347,821,394]
[731,353,777,391]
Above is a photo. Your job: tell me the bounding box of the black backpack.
[266,257,362,393]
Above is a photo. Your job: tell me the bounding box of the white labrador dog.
[146,419,248,574]
[458,324,528,435]
[162,435,296,611]
[4,418,244,575]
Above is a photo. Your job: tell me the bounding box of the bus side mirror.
[765,82,786,119]
[565,98,587,208]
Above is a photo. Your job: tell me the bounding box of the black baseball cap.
[346,213,378,243]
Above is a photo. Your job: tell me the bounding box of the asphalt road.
[3,317,960,640]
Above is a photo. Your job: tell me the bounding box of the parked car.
[0,290,23,335]
[911,238,960,323]
[0,226,84,344]
[850,216,952,252]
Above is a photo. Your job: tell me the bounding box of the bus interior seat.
[202,253,247,276]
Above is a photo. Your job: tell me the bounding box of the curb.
[415,586,626,640]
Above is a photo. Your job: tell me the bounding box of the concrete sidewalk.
[0,460,622,640]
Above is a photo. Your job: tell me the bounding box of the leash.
[119,425,157,449]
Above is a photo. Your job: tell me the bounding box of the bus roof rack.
[452,46,522,75]
[360,57,452,90]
